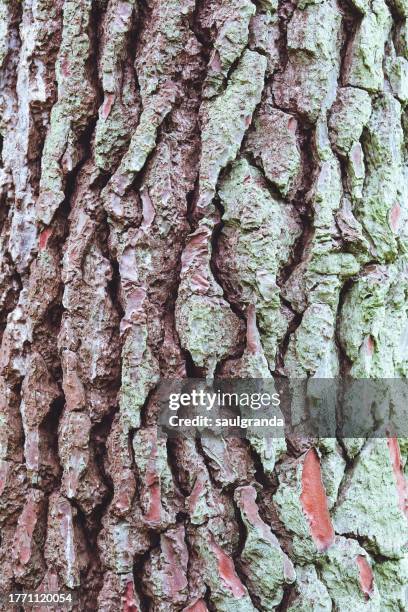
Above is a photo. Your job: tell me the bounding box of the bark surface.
[0,0,408,610]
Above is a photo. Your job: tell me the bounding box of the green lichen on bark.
[217,158,300,367]
[287,565,331,611]
[198,48,267,212]
[235,485,296,609]
[333,439,408,558]
[1,0,408,608]
[36,0,96,225]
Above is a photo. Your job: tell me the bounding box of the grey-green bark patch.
[287,565,332,611]
[246,104,301,197]
[273,0,342,121]
[198,49,266,213]
[339,261,408,377]
[374,558,408,610]
[37,0,95,225]
[320,536,381,611]
[235,485,296,609]
[218,158,300,367]
[333,439,408,558]
[328,87,372,157]
[358,94,407,262]
[203,0,256,98]
[344,0,391,93]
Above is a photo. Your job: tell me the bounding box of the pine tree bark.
[0,0,408,610]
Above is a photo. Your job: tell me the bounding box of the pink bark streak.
[390,203,401,232]
[288,116,297,133]
[188,473,205,515]
[25,431,39,471]
[101,94,115,120]
[237,484,277,543]
[181,226,211,270]
[246,305,261,354]
[66,449,83,497]
[300,448,335,551]
[365,335,375,356]
[356,555,374,599]
[161,529,188,598]
[183,600,209,611]
[140,187,155,229]
[209,536,246,598]
[181,226,212,293]
[236,485,296,581]
[122,581,139,612]
[0,460,8,496]
[387,438,408,519]
[15,496,38,565]
[39,228,52,250]
[115,475,135,515]
[209,50,221,71]
[145,438,161,525]
[60,57,70,77]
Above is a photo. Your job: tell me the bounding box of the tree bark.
[0,0,408,610]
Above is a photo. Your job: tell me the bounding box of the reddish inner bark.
[210,537,246,598]
[145,440,161,523]
[356,555,374,599]
[39,228,52,250]
[300,448,335,551]
[123,581,139,612]
[390,203,401,232]
[387,438,408,519]
[184,599,208,611]
[101,94,115,120]
[161,532,188,597]
[17,498,37,565]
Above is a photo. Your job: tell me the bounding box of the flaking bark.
[0,0,408,610]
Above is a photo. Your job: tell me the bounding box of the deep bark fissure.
[1,0,408,608]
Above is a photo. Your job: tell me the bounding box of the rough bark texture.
[0,0,408,610]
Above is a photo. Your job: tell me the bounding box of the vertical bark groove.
[1,0,408,609]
